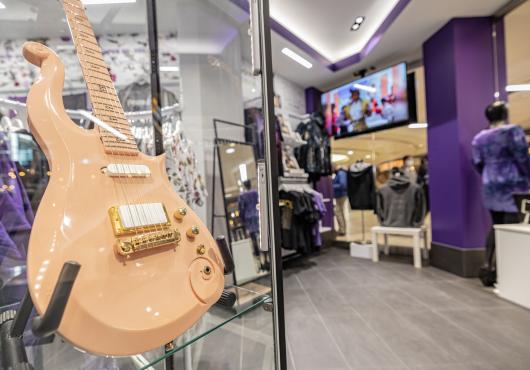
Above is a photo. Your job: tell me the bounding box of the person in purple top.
[472,101,530,285]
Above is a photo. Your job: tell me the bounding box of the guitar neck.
[62,0,138,156]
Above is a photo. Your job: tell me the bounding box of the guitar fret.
[85,73,112,85]
[62,0,138,155]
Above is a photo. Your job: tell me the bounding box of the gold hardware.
[174,208,187,221]
[108,205,171,236]
[186,225,199,239]
[203,266,212,275]
[197,245,206,255]
[116,229,181,256]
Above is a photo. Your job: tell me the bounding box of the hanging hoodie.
[376,174,426,227]
[347,164,375,210]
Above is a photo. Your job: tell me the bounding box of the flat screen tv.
[322,62,409,139]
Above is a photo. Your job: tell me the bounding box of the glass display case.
[0,0,284,368]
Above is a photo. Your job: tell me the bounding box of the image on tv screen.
[322,63,409,138]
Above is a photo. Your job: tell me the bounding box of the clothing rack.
[0,98,181,139]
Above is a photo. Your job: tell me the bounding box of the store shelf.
[0,285,270,370]
[141,285,271,369]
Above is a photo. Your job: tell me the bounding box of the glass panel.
[154,0,277,367]
[0,0,277,369]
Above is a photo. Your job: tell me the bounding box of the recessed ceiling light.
[281,47,312,69]
[408,123,428,129]
[355,16,365,24]
[331,154,348,163]
[160,66,179,72]
[351,23,361,31]
[0,2,5,10]
[226,148,236,154]
[82,0,136,5]
[506,84,530,92]
[347,150,354,155]
[365,154,371,159]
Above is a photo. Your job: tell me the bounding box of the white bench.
[371,226,428,268]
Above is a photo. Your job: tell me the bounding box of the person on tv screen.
[348,88,371,132]
[336,104,351,135]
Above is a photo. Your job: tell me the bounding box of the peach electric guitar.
[22,0,226,356]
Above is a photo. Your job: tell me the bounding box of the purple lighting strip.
[230,0,411,72]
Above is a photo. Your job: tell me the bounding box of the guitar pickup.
[104,164,151,178]
[116,229,181,256]
[109,203,171,236]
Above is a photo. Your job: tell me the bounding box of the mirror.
[217,141,269,285]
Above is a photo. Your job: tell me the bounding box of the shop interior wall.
[504,0,530,130]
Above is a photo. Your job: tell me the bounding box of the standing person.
[332,165,348,235]
[348,89,371,132]
[472,101,530,286]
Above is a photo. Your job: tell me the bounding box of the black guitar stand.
[0,261,80,370]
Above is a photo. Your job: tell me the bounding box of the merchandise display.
[294,113,332,180]
[347,161,375,210]
[18,0,226,356]
[376,170,426,228]
[279,181,326,253]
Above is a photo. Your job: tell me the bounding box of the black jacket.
[295,114,331,178]
[347,165,375,210]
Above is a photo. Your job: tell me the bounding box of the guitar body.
[23,42,224,356]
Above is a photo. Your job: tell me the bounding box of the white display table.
[495,224,530,309]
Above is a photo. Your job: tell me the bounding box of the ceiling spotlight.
[0,2,6,10]
[347,150,354,155]
[226,148,235,154]
[351,16,365,31]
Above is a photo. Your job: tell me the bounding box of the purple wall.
[423,17,502,249]
[305,87,322,114]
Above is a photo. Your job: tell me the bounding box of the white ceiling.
[270,0,511,90]
[0,0,515,91]
[270,0,400,63]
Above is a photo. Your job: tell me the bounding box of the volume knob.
[186,225,200,239]
[174,208,187,221]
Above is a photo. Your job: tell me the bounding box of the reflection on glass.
[218,141,270,284]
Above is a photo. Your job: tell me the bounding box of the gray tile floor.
[283,246,530,370]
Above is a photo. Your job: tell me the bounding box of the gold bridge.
[109,203,180,256]
[116,229,181,256]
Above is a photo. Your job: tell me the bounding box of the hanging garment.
[279,190,317,253]
[311,191,326,248]
[472,124,530,213]
[164,125,207,208]
[238,190,259,234]
[294,114,331,178]
[347,164,375,210]
[0,133,34,262]
[376,174,426,227]
[118,81,178,112]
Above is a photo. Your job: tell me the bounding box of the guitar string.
[66,0,144,248]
